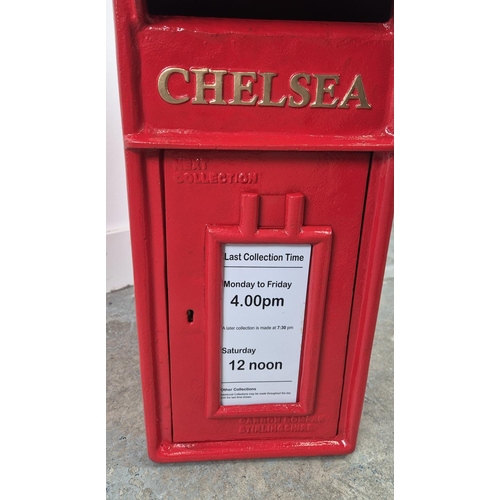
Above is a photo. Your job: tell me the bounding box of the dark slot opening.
[187,309,194,323]
[146,0,393,23]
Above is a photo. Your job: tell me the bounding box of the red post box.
[112,0,394,462]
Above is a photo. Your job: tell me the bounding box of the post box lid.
[114,0,394,152]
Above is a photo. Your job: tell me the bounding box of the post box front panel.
[113,0,394,462]
[164,150,370,443]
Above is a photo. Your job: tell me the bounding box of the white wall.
[106,0,133,292]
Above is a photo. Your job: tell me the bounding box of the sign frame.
[206,192,332,419]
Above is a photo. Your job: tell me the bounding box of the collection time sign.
[221,244,312,406]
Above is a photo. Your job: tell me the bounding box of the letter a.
[338,74,372,109]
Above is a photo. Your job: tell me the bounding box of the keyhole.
[187,310,194,323]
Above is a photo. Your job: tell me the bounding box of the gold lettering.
[338,74,372,109]
[257,72,286,107]
[288,73,311,108]
[311,74,340,107]
[157,67,190,104]
[229,72,258,105]
[158,67,371,110]
[191,69,227,105]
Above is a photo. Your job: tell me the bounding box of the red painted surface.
[113,0,393,462]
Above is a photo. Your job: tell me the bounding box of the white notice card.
[220,244,311,405]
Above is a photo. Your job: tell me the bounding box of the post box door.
[164,150,370,443]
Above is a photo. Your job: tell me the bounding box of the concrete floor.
[106,232,393,499]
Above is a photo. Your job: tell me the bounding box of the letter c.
[174,172,184,183]
[158,67,190,104]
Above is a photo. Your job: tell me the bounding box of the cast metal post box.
[112,0,394,462]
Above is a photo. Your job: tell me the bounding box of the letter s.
[289,73,311,108]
